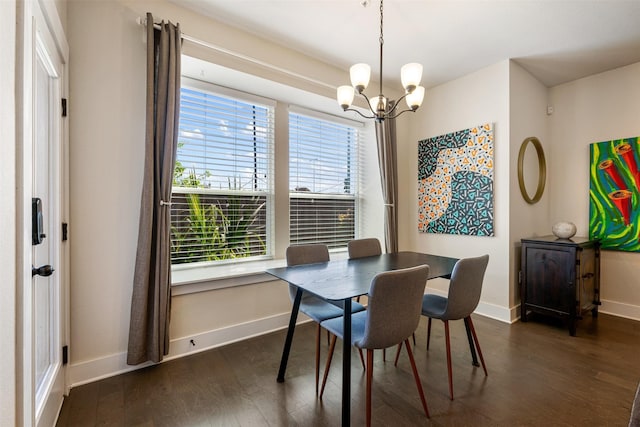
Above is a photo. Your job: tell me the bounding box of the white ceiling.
[170,0,640,89]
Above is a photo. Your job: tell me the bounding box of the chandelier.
[337,0,425,122]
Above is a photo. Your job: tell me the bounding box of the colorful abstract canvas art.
[418,123,494,236]
[589,137,640,252]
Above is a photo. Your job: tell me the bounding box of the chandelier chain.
[378,0,384,95]
[379,0,384,46]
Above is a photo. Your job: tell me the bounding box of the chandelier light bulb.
[350,63,371,93]
[405,86,425,110]
[337,85,356,110]
[401,63,423,92]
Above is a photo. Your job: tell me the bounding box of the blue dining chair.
[319,264,431,426]
[286,244,366,395]
[421,254,489,400]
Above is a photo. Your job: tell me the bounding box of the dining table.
[266,251,461,426]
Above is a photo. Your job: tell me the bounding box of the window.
[289,110,362,249]
[171,62,372,275]
[171,79,274,266]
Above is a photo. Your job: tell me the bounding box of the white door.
[25,3,67,426]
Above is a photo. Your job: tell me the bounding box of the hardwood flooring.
[56,313,640,426]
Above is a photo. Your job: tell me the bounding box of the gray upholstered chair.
[348,237,382,259]
[348,238,383,304]
[350,237,418,361]
[421,254,489,400]
[285,244,366,395]
[319,265,431,426]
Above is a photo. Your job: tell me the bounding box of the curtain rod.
[136,16,335,91]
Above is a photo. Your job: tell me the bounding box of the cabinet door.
[524,246,575,314]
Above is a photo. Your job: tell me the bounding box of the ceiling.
[170,0,640,90]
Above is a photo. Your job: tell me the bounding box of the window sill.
[171,250,348,296]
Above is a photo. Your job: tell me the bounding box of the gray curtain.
[127,13,181,365]
[374,101,398,253]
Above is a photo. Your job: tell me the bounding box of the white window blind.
[289,110,362,249]
[171,81,274,265]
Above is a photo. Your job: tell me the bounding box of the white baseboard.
[67,297,639,390]
[66,311,299,389]
[599,299,640,321]
[425,287,514,324]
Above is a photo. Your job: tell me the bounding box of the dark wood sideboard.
[520,236,600,336]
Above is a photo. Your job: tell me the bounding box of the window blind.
[171,82,274,265]
[289,111,361,249]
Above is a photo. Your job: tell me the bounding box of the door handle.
[32,265,54,277]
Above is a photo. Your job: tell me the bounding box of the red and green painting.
[590,137,640,251]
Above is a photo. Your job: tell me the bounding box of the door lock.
[32,265,54,277]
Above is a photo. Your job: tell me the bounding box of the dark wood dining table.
[266,251,459,426]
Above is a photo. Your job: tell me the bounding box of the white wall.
[508,61,550,308]
[1,1,16,424]
[66,0,384,386]
[68,0,147,367]
[549,62,640,320]
[402,61,512,321]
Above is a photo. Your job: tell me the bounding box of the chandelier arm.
[386,107,416,120]
[357,91,379,117]
[386,93,410,115]
[343,107,376,120]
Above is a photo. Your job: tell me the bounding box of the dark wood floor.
[56,312,640,426]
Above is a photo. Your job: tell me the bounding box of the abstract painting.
[418,123,494,236]
[590,137,640,251]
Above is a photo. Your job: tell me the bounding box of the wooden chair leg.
[383,348,386,362]
[358,348,365,370]
[366,349,374,427]
[404,338,430,418]
[444,320,454,400]
[319,335,337,399]
[316,324,321,395]
[412,332,416,346]
[467,316,488,376]
[393,342,403,367]
[426,317,432,350]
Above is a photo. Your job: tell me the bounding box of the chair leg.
[412,332,416,346]
[426,317,432,350]
[444,320,454,400]
[404,338,430,418]
[366,349,374,427]
[319,334,337,399]
[358,348,365,370]
[316,324,321,395]
[393,342,403,367]
[383,348,386,362]
[466,316,488,376]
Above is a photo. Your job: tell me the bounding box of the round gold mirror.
[517,137,546,204]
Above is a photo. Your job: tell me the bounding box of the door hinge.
[62,222,68,241]
[61,98,67,117]
[62,345,68,365]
